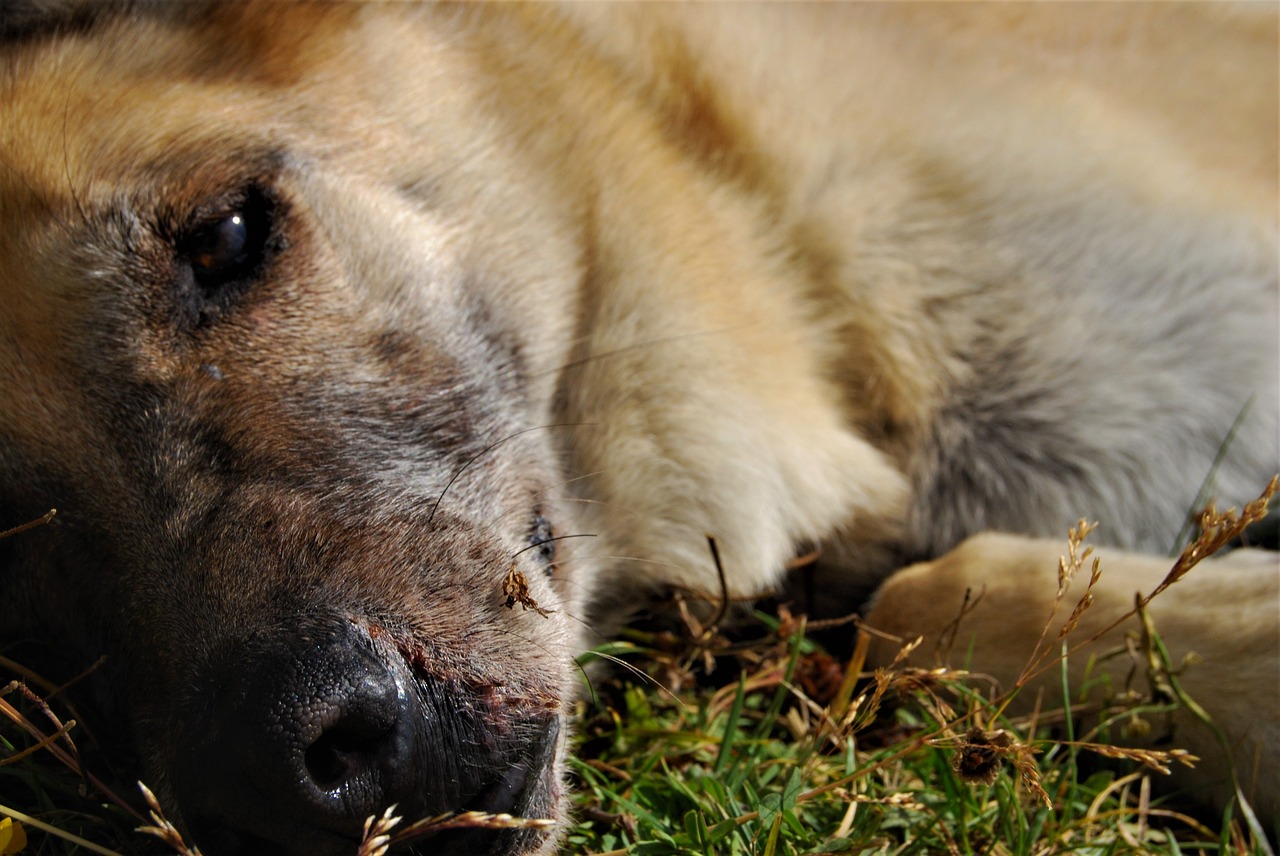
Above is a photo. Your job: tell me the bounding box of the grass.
[568,615,1254,856]
[1,481,1277,855]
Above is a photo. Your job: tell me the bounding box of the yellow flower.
[0,817,26,855]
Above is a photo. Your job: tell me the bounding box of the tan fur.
[0,3,1276,852]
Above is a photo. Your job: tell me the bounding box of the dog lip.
[470,714,561,817]
[398,715,559,856]
[470,757,535,815]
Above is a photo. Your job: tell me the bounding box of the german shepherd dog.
[1,3,1276,854]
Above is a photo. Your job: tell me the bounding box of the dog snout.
[169,619,555,856]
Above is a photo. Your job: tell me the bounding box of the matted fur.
[0,3,1276,853]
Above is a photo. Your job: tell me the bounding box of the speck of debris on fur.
[503,565,551,617]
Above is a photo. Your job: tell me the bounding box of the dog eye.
[530,514,556,570]
[182,191,273,293]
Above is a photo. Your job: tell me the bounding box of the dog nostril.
[303,719,387,790]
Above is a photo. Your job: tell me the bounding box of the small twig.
[0,684,146,823]
[701,535,732,640]
[934,585,984,663]
[0,509,56,540]
[0,718,77,766]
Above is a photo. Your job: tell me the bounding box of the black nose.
[170,620,556,856]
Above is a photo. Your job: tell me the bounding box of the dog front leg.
[864,532,1278,823]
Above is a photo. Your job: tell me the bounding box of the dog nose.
[169,620,554,856]
[170,619,558,856]
[171,621,414,854]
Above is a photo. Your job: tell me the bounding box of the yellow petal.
[0,817,25,854]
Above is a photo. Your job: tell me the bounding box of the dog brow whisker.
[469,471,609,534]
[424,422,590,529]
[507,533,597,562]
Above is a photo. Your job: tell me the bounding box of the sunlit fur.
[0,3,1276,848]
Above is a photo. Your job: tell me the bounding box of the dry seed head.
[1078,743,1199,775]
[136,782,203,856]
[1154,476,1277,603]
[887,636,922,668]
[1057,519,1097,597]
[951,726,1011,786]
[385,810,555,849]
[880,792,927,811]
[358,806,403,856]
[947,727,1049,806]
[889,667,950,695]
[1013,750,1051,808]
[1057,557,1102,640]
[841,791,927,811]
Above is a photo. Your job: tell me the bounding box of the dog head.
[0,5,595,853]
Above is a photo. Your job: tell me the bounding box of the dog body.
[1,4,1276,853]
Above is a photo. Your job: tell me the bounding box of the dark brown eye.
[191,213,248,274]
[182,189,273,293]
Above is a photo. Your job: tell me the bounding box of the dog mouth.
[385,630,564,856]
[469,719,559,817]
[403,715,561,856]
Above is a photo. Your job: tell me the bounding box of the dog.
[1,3,1276,854]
